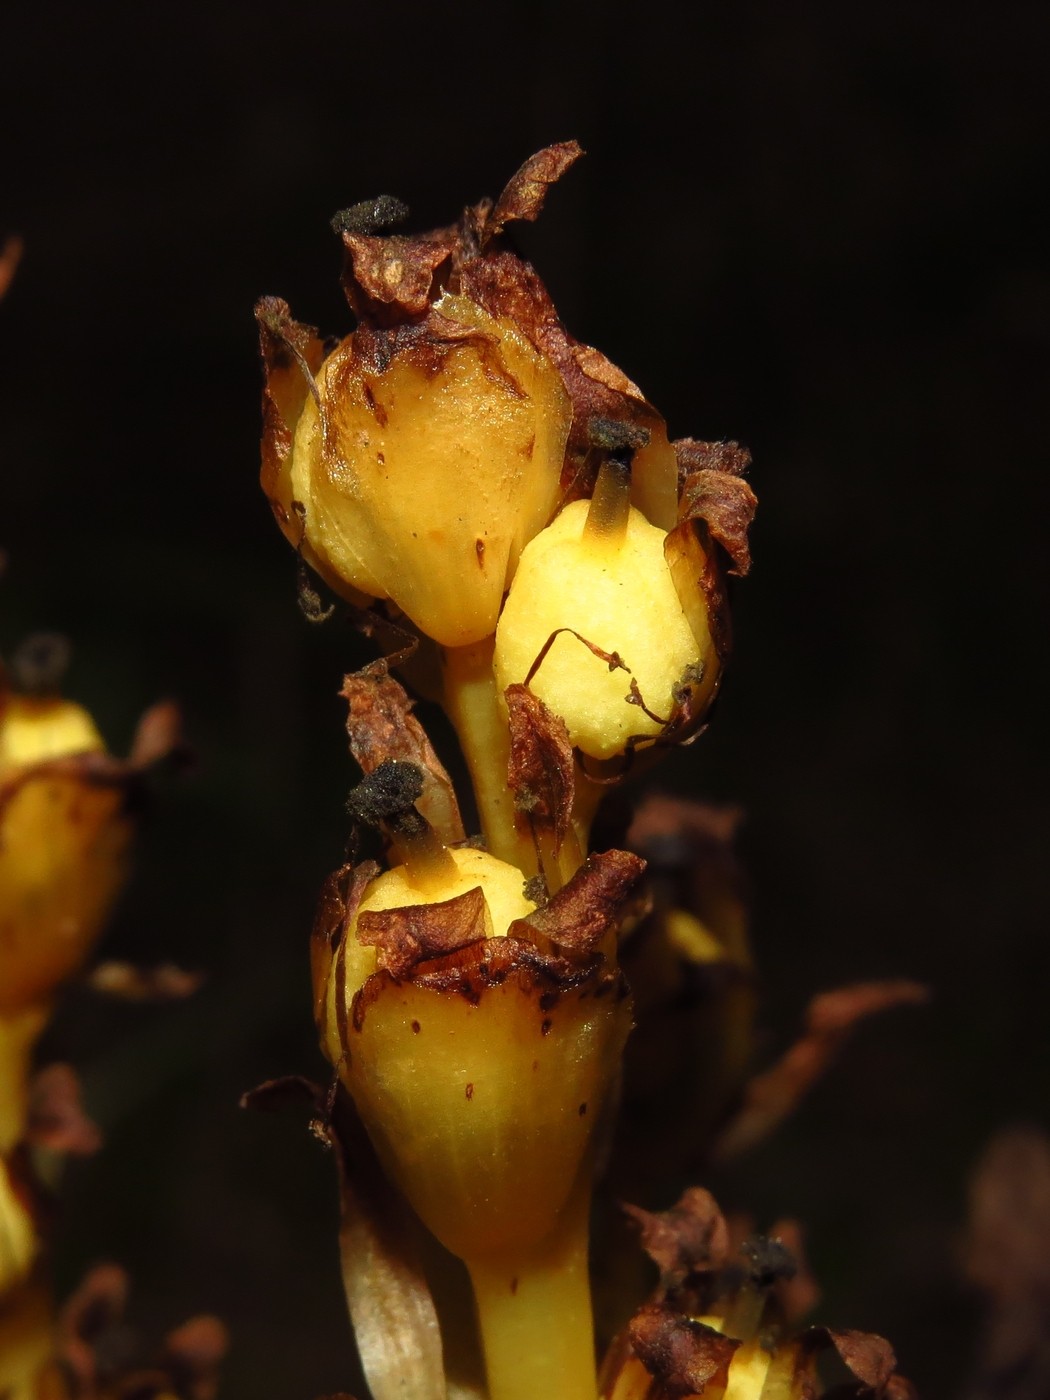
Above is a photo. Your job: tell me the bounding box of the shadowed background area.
[1,2,1048,1395]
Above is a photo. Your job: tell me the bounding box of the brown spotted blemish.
[578,1102,587,1116]
[541,1017,552,1036]
[411,1020,421,1034]
[475,538,486,567]
[510,1277,519,1295]
[465,1082,474,1101]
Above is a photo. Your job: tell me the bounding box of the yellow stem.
[466,1175,597,1400]
[442,640,534,873]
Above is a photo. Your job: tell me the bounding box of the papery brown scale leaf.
[339,227,459,320]
[674,438,752,482]
[712,980,928,1161]
[505,683,574,846]
[513,850,646,955]
[356,885,491,979]
[807,1328,897,1393]
[628,1302,739,1398]
[26,1064,102,1156]
[255,296,325,536]
[678,470,757,578]
[328,1089,446,1400]
[622,1186,730,1290]
[483,141,584,243]
[237,1077,444,1400]
[309,862,379,1028]
[341,667,464,844]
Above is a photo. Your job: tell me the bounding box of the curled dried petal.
[513,850,646,954]
[627,1302,739,1397]
[622,1186,730,1289]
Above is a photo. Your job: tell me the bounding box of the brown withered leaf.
[674,439,752,479]
[677,463,757,578]
[341,667,464,845]
[483,141,584,242]
[26,1064,102,1155]
[505,683,574,847]
[240,1077,445,1400]
[87,962,205,1002]
[712,980,928,1161]
[805,1328,898,1393]
[340,226,459,320]
[622,1186,730,1290]
[329,1089,446,1400]
[356,886,491,979]
[514,850,647,955]
[310,861,380,1031]
[255,296,326,537]
[628,1302,739,1398]
[0,234,22,301]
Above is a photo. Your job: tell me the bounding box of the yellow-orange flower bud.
[260,292,570,647]
[0,694,133,1017]
[493,496,718,761]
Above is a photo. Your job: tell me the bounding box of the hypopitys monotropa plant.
[255,145,910,1400]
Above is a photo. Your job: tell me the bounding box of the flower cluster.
[257,146,915,1400]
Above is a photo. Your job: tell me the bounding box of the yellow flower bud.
[493,496,717,761]
[263,292,570,647]
[0,695,132,1016]
[315,845,537,1068]
[314,834,641,1400]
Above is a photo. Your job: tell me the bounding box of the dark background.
[2,2,1048,1395]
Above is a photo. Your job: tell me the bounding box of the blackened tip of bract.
[346,759,425,826]
[330,195,411,237]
